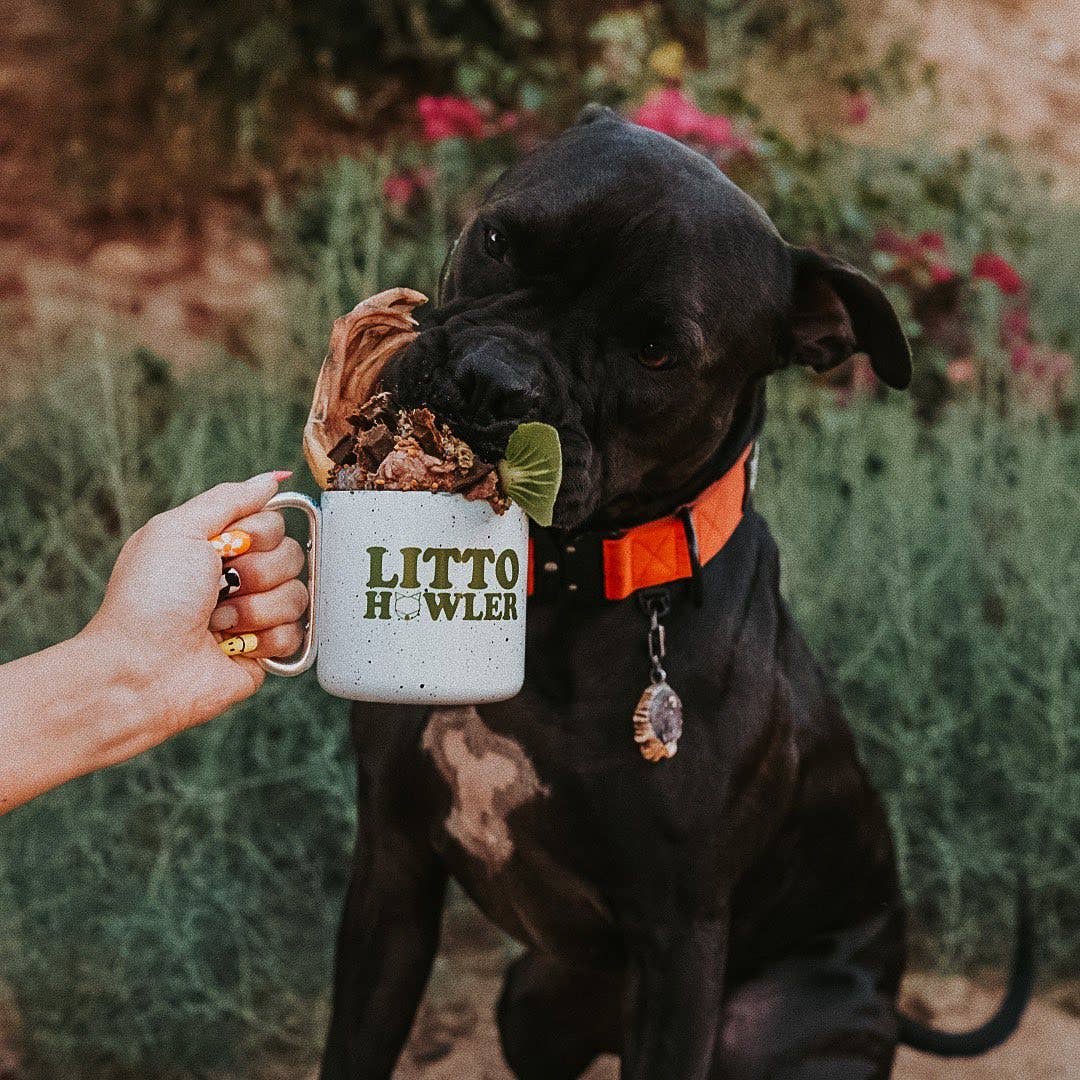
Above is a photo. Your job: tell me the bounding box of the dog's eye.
[639,343,676,370]
[483,226,509,263]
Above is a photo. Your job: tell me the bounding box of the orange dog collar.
[528,444,756,602]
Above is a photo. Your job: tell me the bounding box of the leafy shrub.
[57,0,912,217]
[761,378,1080,974]
[0,356,348,1078]
[0,351,1076,1079]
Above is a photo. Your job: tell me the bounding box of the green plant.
[1,350,1076,1077]
[759,376,1080,973]
[52,0,917,218]
[0,355,348,1078]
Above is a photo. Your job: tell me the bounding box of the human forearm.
[0,473,305,814]
[0,628,157,813]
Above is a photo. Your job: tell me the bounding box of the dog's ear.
[575,103,619,127]
[786,247,911,390]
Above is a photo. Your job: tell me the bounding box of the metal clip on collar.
[647,604,667,683]
[638,587,671,684]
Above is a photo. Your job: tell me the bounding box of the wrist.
[70,622,164,767]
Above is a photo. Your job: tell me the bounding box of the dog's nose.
[449,340,542,422]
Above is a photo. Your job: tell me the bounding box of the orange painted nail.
[210,529,252,558]
[271,470,293,482]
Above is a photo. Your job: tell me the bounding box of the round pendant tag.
[632,680,683,762]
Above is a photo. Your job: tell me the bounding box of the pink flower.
[417,95,485,142]
[1000,305,1030,346]
[633,88,693,138]
[1011,345,1074,412]
[844,90,873,125]
[382,169,433,208]
[972,252,1024,296]
[383,174,417,208]
[632,89,750,153]
[873,228,916,258]
[1009,342,1034,372]
[1009,341,1070,382]
[875,228,956,286]
[1044,350,1074,383]
[495,110,521,134]
[696,113,734,145]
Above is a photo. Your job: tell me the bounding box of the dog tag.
[633,680,683,762]
[634,597,683,761]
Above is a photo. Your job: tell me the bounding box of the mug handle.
[258,491,320,677]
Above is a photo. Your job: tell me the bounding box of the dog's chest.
[421,705,618,955]
[421,705,550,875]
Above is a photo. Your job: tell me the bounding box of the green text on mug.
[363,545,521,622]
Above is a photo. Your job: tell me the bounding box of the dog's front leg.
[621,916,728,1080]
[319,832,447,1080]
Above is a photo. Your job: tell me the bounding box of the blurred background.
[0,1,1077,1077]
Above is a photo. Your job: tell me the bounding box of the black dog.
[319,106,1032,1079]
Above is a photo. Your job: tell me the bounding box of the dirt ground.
[0,0,284,395]
[387,945,1080,1080]
[373,902,1080,1080]
[834,0,1079,194]
[892,0,1080,185]
[230,904,1071,1080]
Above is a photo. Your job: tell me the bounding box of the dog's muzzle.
[387,321,550,460]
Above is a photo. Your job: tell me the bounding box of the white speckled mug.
[259,491,528,704]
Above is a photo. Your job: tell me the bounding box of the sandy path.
[390,958,1079,1080]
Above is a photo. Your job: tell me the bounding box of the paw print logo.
[394,591,422,621]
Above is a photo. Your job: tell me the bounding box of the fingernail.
[270,470,293,482]
[218,567,241,603]
[210,529,251,558]
[220,633,258,656]
[210,605,237,632]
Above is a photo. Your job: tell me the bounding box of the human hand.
[81,472,307,739]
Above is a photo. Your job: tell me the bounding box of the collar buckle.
[531,529,605,601]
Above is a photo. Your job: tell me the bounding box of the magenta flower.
[874,228,957,287]
[844,90,873,126]
[1009,342,1034,373]
[1001,306,1031,346]
[1011,344,1074,412]
[632,89,751,153]
[872,228,915,258]
[383,174,417,208]
[382,168,434,208]
[495,110,522,134]
[417,95,486,142]
[972,252,1024,296]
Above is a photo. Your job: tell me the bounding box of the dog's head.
[385,105,910,529]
